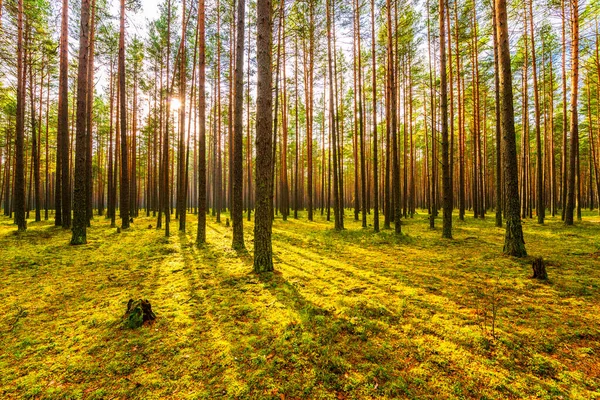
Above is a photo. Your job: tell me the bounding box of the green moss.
[0,211,599,398]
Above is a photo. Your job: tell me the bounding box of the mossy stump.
[123,299,156,329]
[532,257,548,280]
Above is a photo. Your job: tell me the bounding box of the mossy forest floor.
[1,209,599,399]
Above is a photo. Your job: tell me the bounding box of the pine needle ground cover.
[0,212,599,399]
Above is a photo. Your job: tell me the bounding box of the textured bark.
[177,0,187,231]
[529,0,544,224]
[162,0,171,236]
[495,0,526,257]
[440,0,452,239]
[371,0,379,232]
[232,0,245,249]
[196,0,207,244]
[327,0,342,231]
[560,0,568,219]
[427,1,435,229]
[14,0,26,231]
[454,0,464,221]
[253,0,274,272]
[532,257,547,280]
[388,0,400,234]
[492,0,502,227]
[57,0,70,227]
[108,62,115,226]
[306,2,314,221]
[564,0,579,226]
[28,49,40,223]
[355,0,367,229]
[71,0,91,244]
[280,12,289,221]
[118,0,130,230]
[86,0,96,224]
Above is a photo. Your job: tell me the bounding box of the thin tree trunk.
[197,0,207,244]
[564,0,579,225]
[14,0,26,231]
[440,0,452,238]
[232,0,246,249]
[371,0,379,232]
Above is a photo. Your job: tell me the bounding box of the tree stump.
[123,299,156,329]
[532,257,547,280]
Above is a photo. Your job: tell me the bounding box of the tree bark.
[14,0,26,231]
[495,0,527,257]
[564,0,579,225]
[71,0,91,244]
[118,0,130,230]
[253,0,274,272]
[232,0,246,249]
[196,0,207,244]
[440,0,452,238]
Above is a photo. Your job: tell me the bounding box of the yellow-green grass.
[0,209,599,399]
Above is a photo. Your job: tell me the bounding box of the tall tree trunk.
[28,47,40,223]
[71,0,91,244]
[86,0,96,224]
[14,0,26,231]
[389,0,401,234]
[371,0,379,232]
[232,0,245,249]
[427,0,436,228]
[57,0,70,228]
[492,0,502,227]
[328,0,342,231]
[178,0,187,230]
[294,38,299,220]
[196,0,207,244]
[495,0,526,257]
[306,1,314,221]
[440,0,452,238]
[355,0,367,228]
[119,0,130,230]
[455,0,464,221]
[560,0,568,219]
[564,0,579,225]
[253,0,274,272]
[529,0,544,224]
[247,20,252,221]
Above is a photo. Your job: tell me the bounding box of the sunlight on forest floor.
[0,210,599,399]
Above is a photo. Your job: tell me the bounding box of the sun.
[170,97,181,111]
